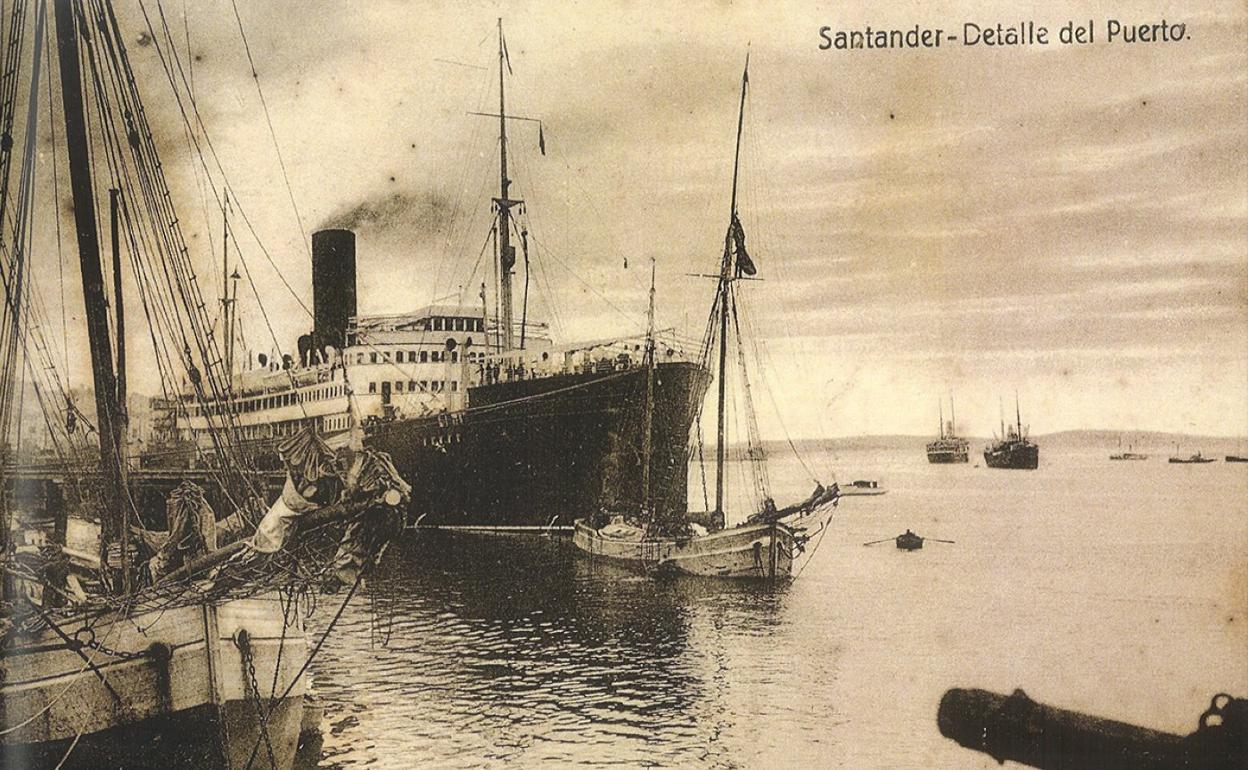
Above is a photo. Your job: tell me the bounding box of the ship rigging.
[572,56,841,579]
[2,3,410,767]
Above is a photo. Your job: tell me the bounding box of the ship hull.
[983,443,1039,470]
[572,519,797,579]
[365,361,710,528]
[1,594,306,770]
[926,443,969,464]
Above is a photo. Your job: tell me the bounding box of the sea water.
[302,445,1248,768]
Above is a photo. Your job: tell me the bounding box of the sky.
[12,0,1248,439]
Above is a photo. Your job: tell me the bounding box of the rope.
[226,0,311,262]
[51,728,83,769]
[242,568,368,770]
[0,606,127,736]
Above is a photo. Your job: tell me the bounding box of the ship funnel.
[312,229,357,353]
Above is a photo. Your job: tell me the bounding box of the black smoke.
[321,190,453,238]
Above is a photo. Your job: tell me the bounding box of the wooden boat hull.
[572,518,801,579]
[1,594,306,769]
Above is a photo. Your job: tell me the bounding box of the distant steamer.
[926,397,968,464]
[984,397,1039,470]
[1168,444,1215,464]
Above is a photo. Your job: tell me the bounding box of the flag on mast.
[730,214,757,276]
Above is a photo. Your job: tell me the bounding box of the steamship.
[144,23,710,528]
[926,397,969,464]
[983,397,1039,470]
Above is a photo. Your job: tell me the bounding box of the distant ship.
[983,397,1038,470]
[926,397,968,463]
[1109,436,1148,461]
[1168,444,1215,464]
[1227,455,1248,463]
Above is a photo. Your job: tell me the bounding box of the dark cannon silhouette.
[938,688,1245,769]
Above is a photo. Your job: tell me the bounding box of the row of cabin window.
[237,420,298,439]
[235,413,349,439]
[366,380,458,394]
[238,384,347,413]
[193,384,347,416]
[426,317,483,333]
[354,350,488,365]
[356,349,491,364]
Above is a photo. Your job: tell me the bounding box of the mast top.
[728,52,749,219]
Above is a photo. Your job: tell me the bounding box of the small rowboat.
[863,529,955,551]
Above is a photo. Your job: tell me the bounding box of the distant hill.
[1025,430,1246,453]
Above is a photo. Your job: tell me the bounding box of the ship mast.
[713,56,749,529]
[109,188,131,593]
[494,18,517,351]
[220,188,238,387]
[0,0,49,578]
[641,258,656,520]
[54,0,125,589]
[938,398,944,439]
[949,395,956,436]
[1015,392,1022,439]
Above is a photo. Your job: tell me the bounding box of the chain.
[237,631,279,770]
[72,625,145,660]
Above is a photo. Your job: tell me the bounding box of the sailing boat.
[1109,435,1148,461]
[572,59,839,580]
[1,2,410,767]
[926,397,969,463]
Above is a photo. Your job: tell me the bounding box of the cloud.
[17,0,1244,437]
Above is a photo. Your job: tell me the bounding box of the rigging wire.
[430,58,495,306]
[44,16,70,386]
[135,0,311,318]
[79,0,270,509]
[729,286,772,503]
[225,0,311,263]
[524,230,644,334]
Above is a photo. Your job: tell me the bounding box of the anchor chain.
[236,630,279,770]
[72,625,145,660]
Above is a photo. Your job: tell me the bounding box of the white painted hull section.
[573,519,798,579]
[2,593,307,769]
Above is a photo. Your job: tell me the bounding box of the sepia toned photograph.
[2,1,1245,768]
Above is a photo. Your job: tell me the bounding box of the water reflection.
[306,531,792,768]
